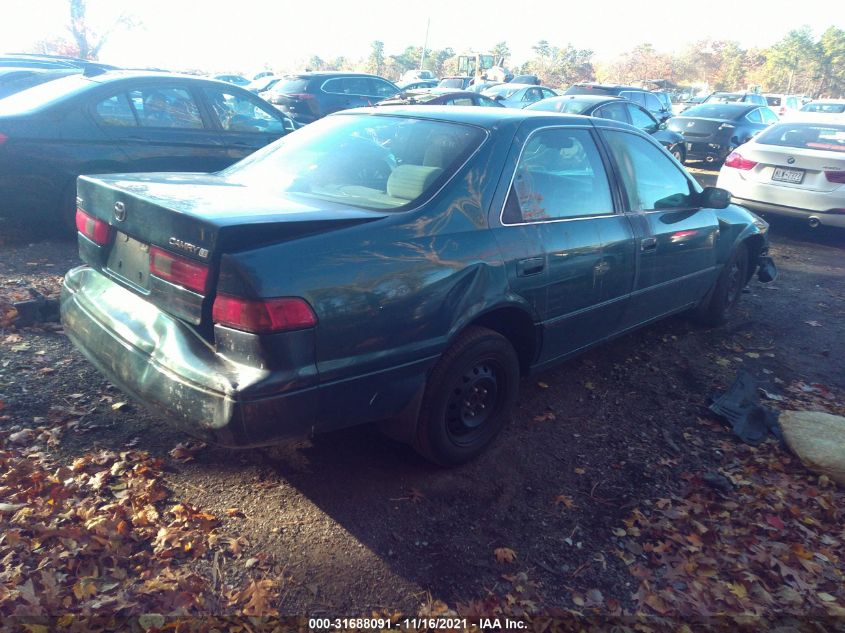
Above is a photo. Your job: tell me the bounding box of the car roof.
[284,71,389,78]
[570,82,644,91]
[543,95,620,104]
[338,105,603,129]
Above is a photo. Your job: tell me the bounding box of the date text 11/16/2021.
[308,617,527,629]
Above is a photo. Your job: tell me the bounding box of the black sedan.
[376,89,503,108]
[61,106,775,465]
[527,95,687,162]
[0,70,293,232]
[666,103,779,164]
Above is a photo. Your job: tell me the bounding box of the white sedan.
[716,122,845,228]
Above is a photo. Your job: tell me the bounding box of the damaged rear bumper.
[60,266,319,447]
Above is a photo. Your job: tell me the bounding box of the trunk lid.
[737,143,845,193]
[77,173,387,325]
[666,116,728,138]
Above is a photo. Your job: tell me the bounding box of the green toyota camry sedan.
[61,106,777,465]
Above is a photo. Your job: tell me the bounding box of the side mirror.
[494,94,504,101]
[698,186,730,209]
[658,122,667,130]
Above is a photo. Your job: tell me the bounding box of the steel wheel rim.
[445,359,502,445]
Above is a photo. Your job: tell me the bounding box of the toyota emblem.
[787,156,796,165]
[114,201,126,221]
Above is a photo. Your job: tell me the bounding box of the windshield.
[528,98,590,114]
[221,113,486,210]
[756,123,845,152]
[682,104,748,119]
[483,85,519,98]
[801,102,845,114]
[0,73,93,115]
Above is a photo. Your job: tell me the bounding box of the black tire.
[671,145,686,165]
[694,243,749,326]
[413,326,519,466]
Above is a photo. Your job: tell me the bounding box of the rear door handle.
[641,237,658,252]
[517,257,545,277]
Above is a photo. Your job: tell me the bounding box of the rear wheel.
[671,145,686,165]
[694,243,749,326]
[413,326,519,466]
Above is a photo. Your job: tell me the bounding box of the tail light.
[779,106,786,116]
[0,133,7,146]
[75,208,111,245]
[724,152,757,170]
[212,294,317,334]
[825,171,845,184]
[149,246,209,294]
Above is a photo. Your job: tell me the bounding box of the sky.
[2,0,843,75]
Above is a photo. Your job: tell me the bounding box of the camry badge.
[787,156,796,165]
[114,201,126,221]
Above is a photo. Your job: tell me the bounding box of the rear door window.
[93,93,137,127]
[594,102,629,123]
[503,128,614,223]
[446,96,474,106]
[644,93,662,113]
[620,90,645,106]
[761,108,779,124]
[367,78,398,97]
[745,109,763,123]
[128,87,203,129]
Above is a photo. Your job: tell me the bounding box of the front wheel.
[671,145,686,165]
[413,326,519,465]
[694,243,749,326]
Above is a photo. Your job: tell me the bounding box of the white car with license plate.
[716,122,845,228]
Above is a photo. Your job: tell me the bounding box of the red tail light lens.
[149,246,209,294]
[75,208,111,245]
[0,132,8,145]
[724,152,758,170]
[212,294,317,334]
[825,171,845,184]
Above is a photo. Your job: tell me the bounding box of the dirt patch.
[2,178,844,616]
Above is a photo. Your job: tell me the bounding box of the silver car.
[482,83,557,108]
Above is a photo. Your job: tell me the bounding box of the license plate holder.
[771,167,804,184]
[107,232,151,290]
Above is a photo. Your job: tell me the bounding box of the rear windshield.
[565,85,614,96]
[221,113,486,210]
[765,96,782,106]
[483,85,520,98]
[528,98,589,114]
[801,102,845,114]
[267,77,310,95]
[439,78,465,89]
[681,104,748,119]
[705,93,745,103]
[0,74,93,115]
[756,123,845,152]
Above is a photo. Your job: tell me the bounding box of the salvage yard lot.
[1,167,844,620]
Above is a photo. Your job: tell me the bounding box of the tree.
[366,40,386,76]
[67,0,139,60]
[522,41,594,87]
[764,27,821,94]
[491,41,510,64]
[818,26,845,97]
